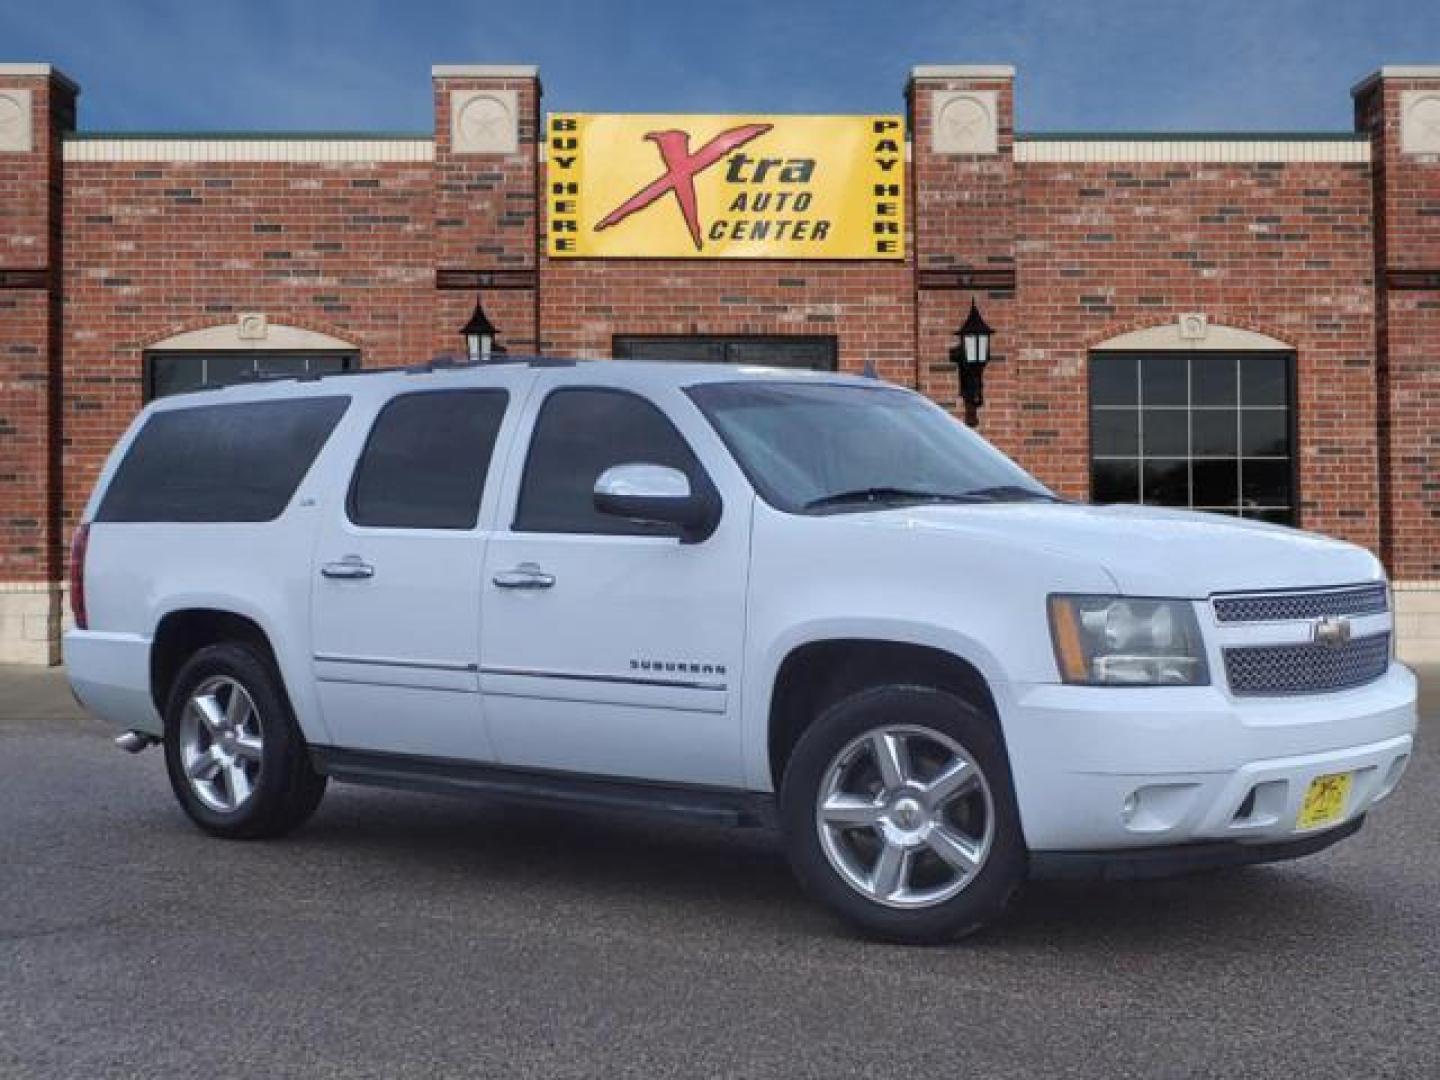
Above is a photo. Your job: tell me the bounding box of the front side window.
[514,388,705,536]
[1089,352,1295,524]
[97,396,350,523]
[348,390,508,530]
[686,381,1052,514]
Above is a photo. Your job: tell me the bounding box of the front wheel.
[163,642,326,839]
[780,685,1026,943]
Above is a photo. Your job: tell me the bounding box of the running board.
[309,746,777,829]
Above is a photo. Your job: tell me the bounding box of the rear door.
[310,377,529,759]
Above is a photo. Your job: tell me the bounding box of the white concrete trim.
[911,65,1015,80]
[432,64,538,79]
[1094,322,1294,352]
[1015,139,1370,163]
[450,88,519,154]
[1352,66,1440,96]
[0,581,62,665]
[146,321,357,352]
[0,63,78,92]
[0,88,33,153]
[62,138,434,162]
[1394,581,1440,664]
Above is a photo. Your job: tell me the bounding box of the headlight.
[1048,595,1208,686]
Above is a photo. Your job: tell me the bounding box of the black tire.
[163,641,326,839]
[779,684,1026,944]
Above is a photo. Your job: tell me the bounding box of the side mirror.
[593,463,719,543]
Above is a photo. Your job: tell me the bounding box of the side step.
[309,746,778,829]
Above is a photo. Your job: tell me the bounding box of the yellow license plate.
[1297,772,1353,830]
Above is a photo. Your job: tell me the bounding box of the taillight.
[69,523,90,630]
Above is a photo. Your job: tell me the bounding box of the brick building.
[0,61,1436,663]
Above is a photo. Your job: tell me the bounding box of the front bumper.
[1030,816,1366,881]
[1003,662,1417,853]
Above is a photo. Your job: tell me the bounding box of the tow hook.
[115,731,158,754]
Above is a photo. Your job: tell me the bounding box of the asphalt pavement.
[2,664,1437,1078]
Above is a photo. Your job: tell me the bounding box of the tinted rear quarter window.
[348,390,509,530]
[514,388,702,536]
[96,396,350,523]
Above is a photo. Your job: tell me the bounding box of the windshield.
[686,381,1055,514]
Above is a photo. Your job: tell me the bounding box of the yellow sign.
[547,113,905,260]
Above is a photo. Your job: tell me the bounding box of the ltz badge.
[547,113,905,259]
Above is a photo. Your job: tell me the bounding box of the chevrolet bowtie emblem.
[1313,615,1352,647]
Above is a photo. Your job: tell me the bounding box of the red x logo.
[595,123,773,251]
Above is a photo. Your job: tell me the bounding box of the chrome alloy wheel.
[177,676,264,814]
[815,725,995,909]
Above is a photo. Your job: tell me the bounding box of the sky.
[2,0,1437,133]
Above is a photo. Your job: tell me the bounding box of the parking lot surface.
[2,665,1438,1078]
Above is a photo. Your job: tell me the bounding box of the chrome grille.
[1224,633,1390,696]
[1213,584,1387,624]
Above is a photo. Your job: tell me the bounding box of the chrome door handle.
[321,557,375,580]
[492,562,555,589]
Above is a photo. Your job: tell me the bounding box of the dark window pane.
[1240,355,1289,406]
[1091,409,1139,457]
[1141,409,1188,457]
[1192,459,1240,507]
[1091,459,1139,503]
[1140,356,1187,406]
[726,340,834,369]
[614,336,836,371]
[1192,410,1238,457]
[1240,459,1292,506]
[516,388,703,536]
[349,391,507,530]
[1191,356,1237,407]
[145,352,358,402]
[97,397,349,523]
[1244,508,1295,526]
[1090,355,1138,406]
[205,354,255,387]
[257,355,311,377]
[1241,410,1289,457]
[148,357,205,400]
[1142,458,1190,506]
[617,338,726,363]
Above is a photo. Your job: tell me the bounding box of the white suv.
[65,359,1417,942]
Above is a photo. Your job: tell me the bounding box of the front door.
[479,381,751,787]
[310,385,517,759]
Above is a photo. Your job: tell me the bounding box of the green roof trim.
[66,131,432,141]
[1018,131,1369,142]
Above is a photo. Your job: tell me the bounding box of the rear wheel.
[780,684,1025,943]
[163,642,326,839]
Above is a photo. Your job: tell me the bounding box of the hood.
[842,502,1383,597]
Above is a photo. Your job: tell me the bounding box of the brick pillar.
[430,65,541,358]
[1354,66,1440,662]
[907,66,1021,459]
[0,64,75,664]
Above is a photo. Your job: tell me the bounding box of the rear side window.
[96,396,349,523]
[348,390,508,530]
[514,387,703,536]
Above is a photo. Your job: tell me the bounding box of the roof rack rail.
[186,354,582,393]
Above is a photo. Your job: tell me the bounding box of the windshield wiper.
[961,484,1064,503]
[803,487,987,511]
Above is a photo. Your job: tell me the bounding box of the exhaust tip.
[115,731,157,754]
